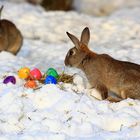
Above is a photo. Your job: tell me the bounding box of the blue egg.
[45,75,57,84]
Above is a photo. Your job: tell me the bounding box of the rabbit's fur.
[0,19,23,55]
[65,27,140,102]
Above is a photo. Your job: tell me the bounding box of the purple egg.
[3,76,16,84]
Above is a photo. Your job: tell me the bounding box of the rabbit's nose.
[64,57,70,66]
[64,58,68,66]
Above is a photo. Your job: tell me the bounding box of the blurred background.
[0,0,139,68]
[4,0,140,16]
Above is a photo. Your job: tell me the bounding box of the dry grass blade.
[58,73,73,83]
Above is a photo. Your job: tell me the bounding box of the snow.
[73,0,140,16]
[0,1,140,140]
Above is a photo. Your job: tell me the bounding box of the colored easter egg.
[30,68,42,80]
[3,76,16,84]
[46,68,59,79]
[45,75,57,84]
[18,67,30,79]
[24,80,37,89]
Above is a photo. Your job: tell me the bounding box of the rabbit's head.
[65,27,92,68]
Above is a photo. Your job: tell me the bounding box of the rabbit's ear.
[66,32,80,49]
[80,27,90,46]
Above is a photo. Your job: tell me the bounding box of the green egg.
[46,68,59,79]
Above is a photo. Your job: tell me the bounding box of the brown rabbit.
[65,27,140,102]
[0,6,23,55]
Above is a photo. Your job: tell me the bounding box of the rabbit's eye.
[69,50,75,56]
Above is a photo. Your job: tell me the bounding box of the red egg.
[30,68,42,80]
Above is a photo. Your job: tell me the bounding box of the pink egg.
[30,68,42,80]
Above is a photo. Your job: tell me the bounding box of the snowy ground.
[0,1,140,140]
[73,0,140,16]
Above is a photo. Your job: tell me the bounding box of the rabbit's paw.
[86,88,102,100]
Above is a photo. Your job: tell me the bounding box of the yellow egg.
[18,67,30,79]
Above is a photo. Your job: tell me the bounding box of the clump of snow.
[0,1,140,140]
